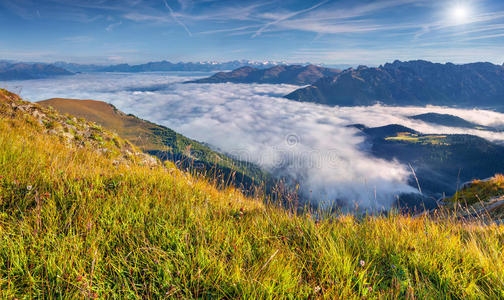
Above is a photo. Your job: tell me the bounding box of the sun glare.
[451,4,471,24]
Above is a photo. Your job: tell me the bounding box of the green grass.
[451,174,504,206]
[1,88,504,298]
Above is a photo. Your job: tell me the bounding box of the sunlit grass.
[385,133,449,145]
[451,174,504,206]
[1,89,504,298]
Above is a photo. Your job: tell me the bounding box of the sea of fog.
[4,72,504,210]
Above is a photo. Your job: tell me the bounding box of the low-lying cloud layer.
[6,72,504,210]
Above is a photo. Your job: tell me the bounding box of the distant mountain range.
[52,62,105,73]
[3,59,347,76]
[285,60,504,110]
[6,58,504,112]
[97,60,292,73]
[186,65,340,85]
[0,62,72,80]
[38,98,272,193]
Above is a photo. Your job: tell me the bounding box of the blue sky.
[1,0,503,65]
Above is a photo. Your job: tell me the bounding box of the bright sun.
[451,4,470,23]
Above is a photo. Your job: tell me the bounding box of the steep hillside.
[0,90,156,167]
[187,65,340,85]
[0,62,72,80]
[1,89,504,298]
[38,98,270,193]
[286,60,504,109]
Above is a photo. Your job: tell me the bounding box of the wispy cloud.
[177,0,193,11]
[414,11,504,39]
[2,0,504,64]
[276,19,416,35]
[156,0,430,38]
[291,46,504,65]
[106,21,122,32]
[173,1,272,22]
[0,0,106,22]
[460,32,504,41]
[196,24,262,35]
[163,0,192,37]
[123,12,170,23]
[62,35,95,43]
[252,0,330,38]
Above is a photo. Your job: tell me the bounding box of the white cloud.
[163,0,192,37]
[123,12,170,23]
[252,0,330,38]
[62,35,95,43]
[290,47,504,65]
[106,21,122,32]
[8,72,504,210]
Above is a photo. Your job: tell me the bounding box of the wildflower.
[360,260,365,267]
[26,185,32,191]
[391,264,396,269]
[368,286,373,293]
[314,286,321,293]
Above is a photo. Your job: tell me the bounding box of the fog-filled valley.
[5,72,504,210]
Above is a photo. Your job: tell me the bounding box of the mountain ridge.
[0,62,73,81]
[409,112,499,131]
[98,60,290,72]
[187,64,341,85]
[285,60,504,109]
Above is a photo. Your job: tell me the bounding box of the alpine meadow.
[1,0,504,298]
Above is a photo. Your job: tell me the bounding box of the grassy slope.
[452,175,504,205]
[448,175,504,220]
[38,98,270,192]
[1,89,504,298]
[38,98,161,150]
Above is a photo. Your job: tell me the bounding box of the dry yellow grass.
[39,98,162,150]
